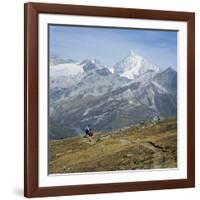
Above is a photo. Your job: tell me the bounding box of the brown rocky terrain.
[49,117,177,174]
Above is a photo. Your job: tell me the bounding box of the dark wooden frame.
[24,2,195,198]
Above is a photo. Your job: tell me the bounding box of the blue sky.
[49,25,177,70]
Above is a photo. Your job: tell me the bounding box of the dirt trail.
[140,141,165,168]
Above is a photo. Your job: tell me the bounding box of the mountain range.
[49,51,177,139]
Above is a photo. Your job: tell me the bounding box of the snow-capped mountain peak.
[113,50,160,79]
[49,54,177,138]
[50,57,110,89]
[80,59,104,72]
[127,50,141,57]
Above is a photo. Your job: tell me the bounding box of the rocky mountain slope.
[49,51,177,139]
[49,118,177,173]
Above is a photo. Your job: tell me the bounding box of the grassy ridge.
[49,118,177,174]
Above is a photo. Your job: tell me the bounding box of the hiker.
[85,125,93,142]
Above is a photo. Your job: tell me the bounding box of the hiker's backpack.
[85,127,89,134]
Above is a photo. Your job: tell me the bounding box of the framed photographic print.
[24,2,195,197]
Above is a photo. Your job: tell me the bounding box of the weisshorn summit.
[49,51,177,139]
